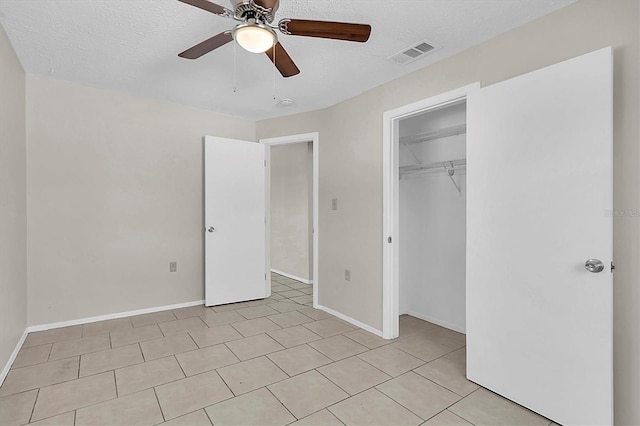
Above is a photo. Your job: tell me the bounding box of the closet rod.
[400,158,466,175]
[400,124,467,145]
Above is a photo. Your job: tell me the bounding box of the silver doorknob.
[207,226,215,233]
[585,259,604,273]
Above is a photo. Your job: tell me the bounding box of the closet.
[398,100,466,333]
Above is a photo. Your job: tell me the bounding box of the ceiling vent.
[389,41,437,64]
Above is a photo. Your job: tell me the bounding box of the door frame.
[261,132,319,308]
[382,83,480,339]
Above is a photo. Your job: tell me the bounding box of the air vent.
[389,40,437,64]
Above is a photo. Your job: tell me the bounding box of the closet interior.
[399,100,467,333]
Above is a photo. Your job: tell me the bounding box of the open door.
[204,136,267,306]
[467,47,613,425]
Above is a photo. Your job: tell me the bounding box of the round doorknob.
[585,259,604,273]
[207,226,215,233]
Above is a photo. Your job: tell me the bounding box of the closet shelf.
[400,124,467,145]
[400,158,466,177]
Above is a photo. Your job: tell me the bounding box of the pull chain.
[272,42,277,100]
[233,39,237,93]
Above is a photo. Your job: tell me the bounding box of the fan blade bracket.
[278,19,293,35]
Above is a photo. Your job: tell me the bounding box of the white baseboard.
[27,300,205,333]
[404,310,466,334]
[0,329,29,387]
[316,304,384,338]
[270,269,313,285]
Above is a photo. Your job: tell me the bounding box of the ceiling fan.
[177,0,372,78]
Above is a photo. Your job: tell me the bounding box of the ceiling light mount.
[278,98,294,106]
[232,21,277,54]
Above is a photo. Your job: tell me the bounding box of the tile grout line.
[441,408,477,425]
[27,388,39,423]
[113,368,118,399]
[33,382,122,423]
[374,377,452,422]
[313,367,354,397]
[152,387,166,423]
[214,365,238,398]
[410,360,476,398]
[138,342,146,362]
[438,387,483,424]
[173,355,188,379]
[264,385,298,421]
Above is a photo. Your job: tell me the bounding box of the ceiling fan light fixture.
[233,23,277,54]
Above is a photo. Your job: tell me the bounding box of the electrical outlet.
[345,269,350,281]
[332,198,338,210]
[170,261,177,272]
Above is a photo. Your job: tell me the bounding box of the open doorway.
[382,83,479,339]
[398,100,466,334]
[261,133,319,308]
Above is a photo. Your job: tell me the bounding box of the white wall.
[399,104,466,333]
[270,142,312,281]
[256,2,639,423]
[0,25,27,376]
[26,76,256,325]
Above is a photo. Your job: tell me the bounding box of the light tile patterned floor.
[0,273,553,425]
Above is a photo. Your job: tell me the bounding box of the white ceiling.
[0,0,576,120]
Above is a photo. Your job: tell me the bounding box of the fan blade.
[177,0,228,15]
[179,32,233,59]
[265,42,300,78]
[253,0,279,11]
[280,19,371,43]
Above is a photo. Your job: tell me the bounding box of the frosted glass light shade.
[234,25,276,54]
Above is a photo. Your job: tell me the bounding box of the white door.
[204,136,267,306]
[467,47,613,425]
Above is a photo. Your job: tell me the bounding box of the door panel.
[466,47,613,425]
[204,136,267,306]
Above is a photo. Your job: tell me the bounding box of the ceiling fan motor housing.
[231,0,278,23]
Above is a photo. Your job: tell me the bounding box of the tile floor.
[0,273,553,425]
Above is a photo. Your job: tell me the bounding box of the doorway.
[398,100,467,334]
[382,84,479,339]
[261,133,319,308]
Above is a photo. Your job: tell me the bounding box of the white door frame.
[382,83,480,339]
[261,132,319,308]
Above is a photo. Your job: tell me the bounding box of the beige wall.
[26,76,255,325]
[270,142,312,281]
[0,26,27,373]
[256,1,639,424]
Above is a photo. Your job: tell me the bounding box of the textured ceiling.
[0,0,576,120]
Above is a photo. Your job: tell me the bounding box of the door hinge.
[388,236,392,243]
[265,273,267,280]
[264,160,266,167]
[611,261,615,273]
